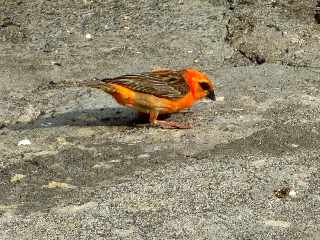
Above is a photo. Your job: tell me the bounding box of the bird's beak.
[207,90,216,101]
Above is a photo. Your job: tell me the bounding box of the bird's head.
[183,69,215,101]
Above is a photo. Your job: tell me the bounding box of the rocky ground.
[0,0,320,239]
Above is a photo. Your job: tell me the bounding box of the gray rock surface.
[0,0,320,239]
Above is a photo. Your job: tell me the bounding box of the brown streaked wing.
[102,70,189,99]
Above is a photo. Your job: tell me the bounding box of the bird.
[79,68,216,128]
[82,68,215,128]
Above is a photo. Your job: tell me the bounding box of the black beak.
[207,90,216,101]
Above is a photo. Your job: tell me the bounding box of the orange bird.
[81,68,216,129]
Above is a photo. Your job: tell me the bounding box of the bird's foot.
[153,120,191,129]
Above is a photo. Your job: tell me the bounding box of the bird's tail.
[78,79,106,89]
[79,78,115,93]
[38,78,115,93]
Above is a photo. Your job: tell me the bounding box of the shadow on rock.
[8,107,145,130]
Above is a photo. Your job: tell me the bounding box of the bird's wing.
[102,70,189,99]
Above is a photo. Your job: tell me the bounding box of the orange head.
[183,69,215,101]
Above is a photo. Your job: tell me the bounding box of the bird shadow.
[7,107,174,131]
[8,108,141,131]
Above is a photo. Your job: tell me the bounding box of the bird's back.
[99,70,190,100]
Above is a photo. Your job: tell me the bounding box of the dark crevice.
[315,0,320,23]
[224,19,232,42]
[226,0,236,10]
[237,49,265,65]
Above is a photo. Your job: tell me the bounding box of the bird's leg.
[149,111,191,129]
[149,111,159,126]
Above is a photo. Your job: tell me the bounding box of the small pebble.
[18,139,31,146]
[17,105,41,123]
[137,153,150,159]
[10,174,26,183]
[288,189,297,198]
[92,162,112,169]
[51,61,62,66]
[109,159,121,163]
[264,220,291,228]
[216,96,225,102]
[44,181,77,189]
[85,33,92,40]
[40,122,53,127]
[273,187,291,199]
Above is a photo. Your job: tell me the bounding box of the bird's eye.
[199,82,211,91]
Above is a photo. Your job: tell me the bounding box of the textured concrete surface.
[1,0,320,239]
